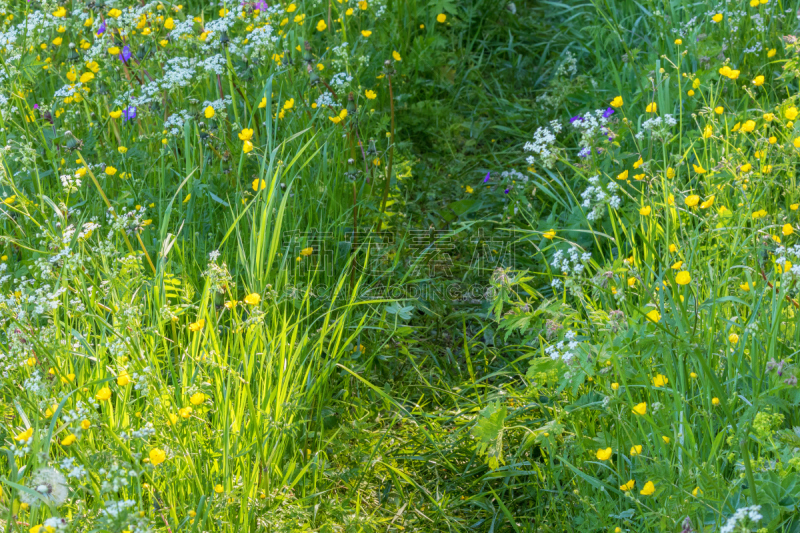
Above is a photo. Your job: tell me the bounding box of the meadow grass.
[1,0,800,532]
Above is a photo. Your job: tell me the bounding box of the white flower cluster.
[60,172,82,194]
[580,175,621,221]
[60,457,87,480]
[316,92,337,109]
[98,498,152,533]
[552,247,591,276]
[164,110,193,136]
[132,366,152,392]
[545,330,580,364]
[99,463,140,493]
[240,24,278,59]
[636,114,678,141]
[720,505,762,533]
[61,399,98,435]
[202,96,234,115]
[570,109,612,149]
[122,422,156,440]
[499,169,528,184]
[330,71,354,89]
[775,245,800,276]
[524,122,561,169]
[199,54,228,75]
[100,498,137,518]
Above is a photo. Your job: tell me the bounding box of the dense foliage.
[1,0,800,532]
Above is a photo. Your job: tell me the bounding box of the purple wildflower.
[504,188,509,194]
[570,115,584,124]
[123,106,137,121]
[254,0,268,10]
[119,45,131,63]
[33,104,39,110]
[578,147,592,158]
[97,20,106,36]
[603,107,615,118]
[483,172,490,183]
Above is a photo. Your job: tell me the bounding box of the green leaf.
[472,400,507,469]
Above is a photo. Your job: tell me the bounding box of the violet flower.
[97,20,106,36]
[119,45,131,63]
[123,106,137,121]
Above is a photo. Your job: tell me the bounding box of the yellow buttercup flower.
[619,479,635,491]
[316,19,327,31]
[393,50,402,61]
[639,205,651,216]
[437,13,446,23]
[785,107,798,121]
[150,448,166,465]
[543,229,556,240]
[15,427,33,441]
[190,392,206,405]
[204,106,215,119]
[96,387,112,401]
[712,13,723,22]
[188,319,205,332]
[610,96,623,108]
[753,75,765,86]
[692,164,706,174]
[365,89,377,99]
[60,434,76,446]
[712,397,720,406]
[675,271,691,286]
[244,293,261,305]
[252,179,266,191]
[630,444,642,456]
[595,447,612,461]
[652,374,668,387]
[640,481,655,496]
[783,224,795,236]
[728,333,739,344]
[632,402,647,415]
[361,30,372,37]
[645,102,657,113]
[685,194,699,207]
[617,169,628,180]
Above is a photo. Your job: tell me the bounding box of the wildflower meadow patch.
[1,0,800,532]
